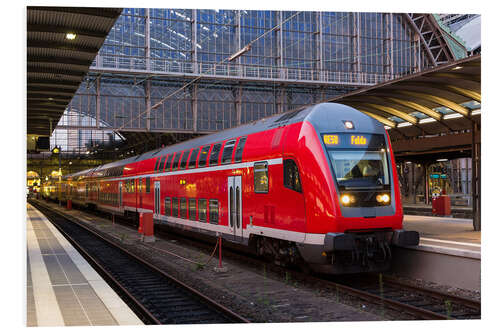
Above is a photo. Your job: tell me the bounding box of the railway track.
[30,201,250,325]
[323,274,481,320]
[33,199,481,321]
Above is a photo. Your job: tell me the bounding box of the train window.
[284,159,302,193]
[188,148,199,169]
[180,150,190,169]
[234,137,246,163]
[209,199,219,224]
[254,162,269,193]
[221,140,236,164]
[180,198,187,218]
[146,177,150,193]
[188,199,196,221]
[172,198,179,217]
[173,152,181,170]
[164,197,171,216]
[198,199,207,222]
[209,143,222,166]
[158,156,166,172]
[165,154,173,171]
[199,145,210,167]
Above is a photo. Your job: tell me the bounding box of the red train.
[42,103,418,274]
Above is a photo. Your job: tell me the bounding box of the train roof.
[66,103,385,178]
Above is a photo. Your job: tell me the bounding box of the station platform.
[390,214,481,291]
[26,203,143,326]
[403,203,472,219]
[403,214,480,255]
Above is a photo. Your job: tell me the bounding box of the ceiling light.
[419,117,437,124]
[66,33,77,40]
[452,66,463,70]
[443,113,463,120]
[437,158,448,162]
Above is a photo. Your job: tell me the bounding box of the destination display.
[323,133,386,149]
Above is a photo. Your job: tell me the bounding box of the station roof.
[329,54,481,144]
[27,6,122,137]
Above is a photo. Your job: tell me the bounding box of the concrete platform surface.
[26,203,143,327]
[403,215,480,257]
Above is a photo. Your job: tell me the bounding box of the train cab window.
[221,140,236,164]
[209,143,222,166]
[199,145,210,167]
[209,199,219,224]
[180,198,187,219]
[254,162,269,193]
[172,198,179,217]
[180,150,190,169]
[158,156,167,172]
[146,177,150,193]
[164,197,171,216]
[188,148,199,169]
[284,159,302,193]
[172,152,181,170]
[198,199,207,222]
[234,137,246,163]
[165,154,173,171]
[188,199,196,221]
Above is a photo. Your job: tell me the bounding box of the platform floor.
[403,215,480,256]
[26,203,143,326]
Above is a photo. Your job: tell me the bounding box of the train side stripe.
[154,214,326,246]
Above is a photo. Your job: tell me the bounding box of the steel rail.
[30,200,250,324]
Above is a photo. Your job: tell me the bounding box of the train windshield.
[328,150,390,190]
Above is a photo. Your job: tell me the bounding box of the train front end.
[297,103,419,274]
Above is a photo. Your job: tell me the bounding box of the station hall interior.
[20,4,489,327]
[26,8,481,229]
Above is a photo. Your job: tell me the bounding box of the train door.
[154,181,160,217]
[118,181,123,208]
[227,176,243,242]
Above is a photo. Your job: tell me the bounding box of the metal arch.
[385,97,443,120]
[345,101,418,124]
[444,85,481,102]
[404,13,456,66]
[395,90,470,116]
[354,109,396,128]
[403,14,436,66]
[431,72,481,83]
[397,80,481,103]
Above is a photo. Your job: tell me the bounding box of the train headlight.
[376,193,391,204]
[340,194,355,206]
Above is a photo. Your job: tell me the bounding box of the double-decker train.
[41,103,418,274]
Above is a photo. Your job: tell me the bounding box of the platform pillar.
[471,122,481,231]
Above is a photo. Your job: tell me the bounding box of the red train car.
[49,103,418,274]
